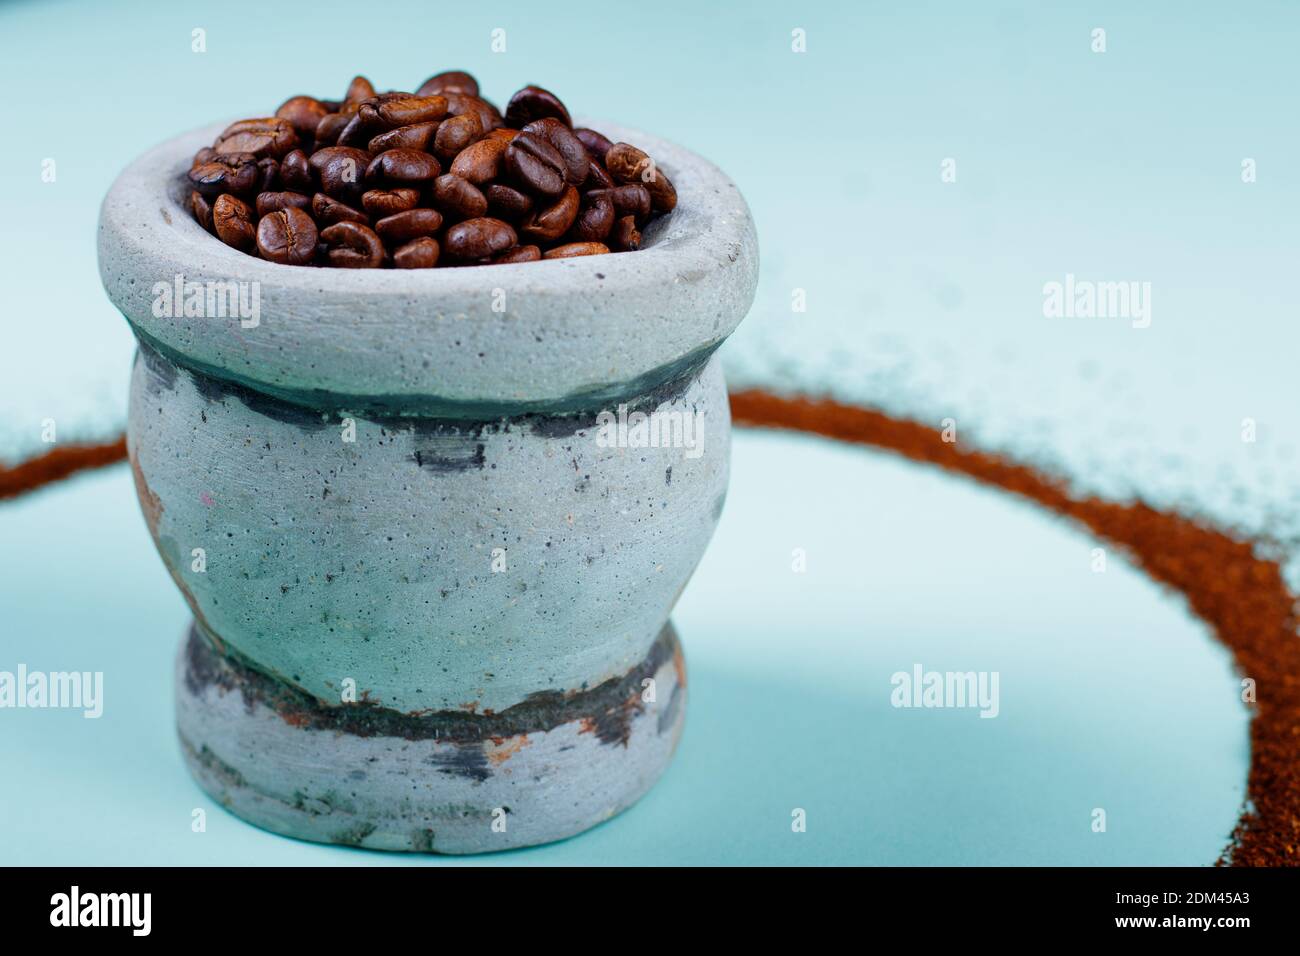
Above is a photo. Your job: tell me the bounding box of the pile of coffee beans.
[185,72,676,268]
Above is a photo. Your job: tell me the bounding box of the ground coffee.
[185,72,675,268]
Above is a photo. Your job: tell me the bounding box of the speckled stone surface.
[100,116,757,852]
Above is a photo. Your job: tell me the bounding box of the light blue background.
[3,0,1291,864]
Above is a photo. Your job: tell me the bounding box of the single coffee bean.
[257,206,318,265]
[570,195,614,242]
[433,112,484,161]
[214,118,298,159]
[449,137,506,184]
[320,221,385,268]
[256,190,312,217]
[521,185,579,242]
[505,85,572,129]
[444,217,517,259]
[344,75,376,104]
[212,194,256,250]
[585,159,615,190]
[444,93,503,134]
[492,244,542,264]
[586,184,651,220]
[572,127,613,163]
[365,148,441,187]
[485,184,533,221]
[313,111,353,147]
[192,146,216,168]
[189,191,214,232]
[311,192,369,226]
[368,122,437,153]
[504,132,566,197]
[605,142,677,212]
[376,94,448,127]
[417,70,479,97]
[543,241,609,259]
[257,157,279,192]
[188,155,259,199]
[279,149,314,192]
[611,214,641,251]
[521,117,589,185]
[362,188,420,217]
[393,236,441,269]
[309,146,370,201]
[374,207,443,244]
[275,96,330,139]
[432,174,488,220]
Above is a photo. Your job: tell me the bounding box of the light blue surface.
[0,0,1287,863]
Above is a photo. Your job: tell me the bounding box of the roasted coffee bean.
[368,122,437,153]
[192,146,216,168]
[313,111,353,147]
[570,195,614,242]
[257,157,279,192]
[275,96,329,139]
[485,184,533,221]
[605,142,676,211]
[543,241,609,259]
[344,75,376,105]
[449,137,506,184]
[486,127,520,143]
[492,244,542,264]
[365,148,441,187]
[376,95,447,127]
[256,190,311,217]
[190,191,214,232]
[572,127,613,162]
[611,214,640,251]
[417,70,479,97]
[374,208,443,244]
[212,194,256,250]
[320,221,385,267]
[279,149,315,192]
[188,155,259,199]
[585,159,615,190]
[443,217,517,259]
[335,106,384,148]
[393,236,440,269]
[504,85,571,128]
[520,185,579,242]
[433,112,484,161]
[444,93,503,134]
[215,118,298,159]
[504,132,566,197]
[311,192,369,226]
[309,146,370,201]
[432,174,488,220]
[257,206,318,265]
[521,117,589,185]
[586,184,651,221]
[362,188,420,217]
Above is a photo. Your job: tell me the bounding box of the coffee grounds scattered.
[2,392,1296,864]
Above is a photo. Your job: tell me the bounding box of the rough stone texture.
[177,623,687,854]
[129,343,727,715]
[98,118,759,416]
